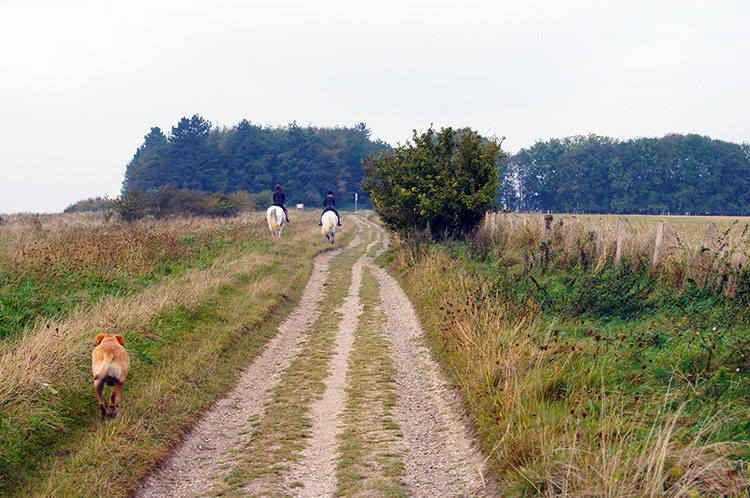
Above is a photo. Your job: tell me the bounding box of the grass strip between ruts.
[336,265,408,497]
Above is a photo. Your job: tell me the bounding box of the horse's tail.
[267,206,282,230]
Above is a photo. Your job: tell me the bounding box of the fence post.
[652,222,665,267]
[615,218,627,265]
[562,216,574,239]
[703,222,719,250]
[541,214,553,239]
[652,221,677,268]
[595,218,604,254]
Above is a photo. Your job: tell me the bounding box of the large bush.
[361,126,504,238]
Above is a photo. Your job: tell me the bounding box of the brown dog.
[92,333,130,419]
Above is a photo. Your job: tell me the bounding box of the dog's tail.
[93,352,123,382]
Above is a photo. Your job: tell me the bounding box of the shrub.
[149,185,179,218]
[228,190,259,211]
[246,191,273,210]
[112,189,146,222]
[169,189,211,216]
[114,188,246,221]
[362,126,504,239]
[208,193,238,217]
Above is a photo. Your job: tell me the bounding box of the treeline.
[499,133,750,215]
[120,118,750,218]
[122,115,390,207]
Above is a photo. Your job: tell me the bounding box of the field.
[2,210,750,497]
[0,210,356,496]
[393,212,750,496]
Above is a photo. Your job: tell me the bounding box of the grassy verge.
[0,211,355,497]
[336,266,407,498]
[391,217,750,496]
[0,215,251,341]
[217,225,369,497]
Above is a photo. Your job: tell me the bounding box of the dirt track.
[136,216,490,498]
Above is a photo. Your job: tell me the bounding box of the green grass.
[336,266,408,498]
[392,218,750,496]
[0,211,357,497]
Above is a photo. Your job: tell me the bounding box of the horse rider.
[273,184,290,222]
[319,190,342,226]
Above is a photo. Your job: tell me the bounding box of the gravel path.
[135,217,492,497]
[135,248,343,498]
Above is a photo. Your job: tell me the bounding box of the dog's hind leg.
[108,381,125,419]
[94,378,108,417]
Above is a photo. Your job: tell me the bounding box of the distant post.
[652,221,677,268]
[615,218,628,265]
[355,193,358,212]
[541,214,554,239]
[703,222,719,250]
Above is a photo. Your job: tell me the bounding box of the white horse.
[266,205,285,238]
[321,210,337,244]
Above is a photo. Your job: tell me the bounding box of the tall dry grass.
[0,209,356,496]
[394,212,750,496]
[0,212,278,339]
[483,212,750,296]
[0,212,259,276]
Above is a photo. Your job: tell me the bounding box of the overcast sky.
[1,0,749,213]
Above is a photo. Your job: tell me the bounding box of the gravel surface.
[135,217,492,497]
[372,263,489,497]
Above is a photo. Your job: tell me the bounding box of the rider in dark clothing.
[273,184,290,222]
[319,190,342,226]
